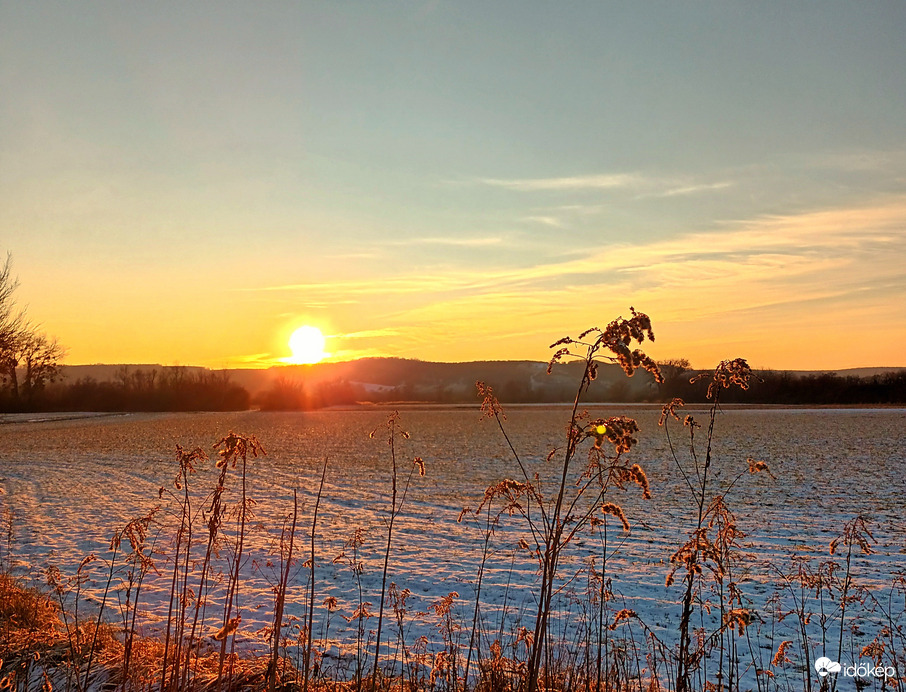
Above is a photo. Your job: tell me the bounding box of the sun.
[288,325,327,364]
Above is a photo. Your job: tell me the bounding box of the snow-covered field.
[1,406,904,685]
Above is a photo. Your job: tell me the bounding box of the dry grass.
[0,573,301,690]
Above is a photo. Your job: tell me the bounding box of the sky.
[1,1,905,370]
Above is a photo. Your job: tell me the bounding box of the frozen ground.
[0,406,904,686]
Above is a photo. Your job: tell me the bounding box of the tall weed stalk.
[370,412,424,689]
[480,309,662,692]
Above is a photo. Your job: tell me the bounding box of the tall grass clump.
[476,308,662,692]
[658,360,784,692]
[369,411,426,689]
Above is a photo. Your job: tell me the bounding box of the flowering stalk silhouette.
[481,308,662,692]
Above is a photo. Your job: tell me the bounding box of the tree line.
[30,367,251,412]
[4,356,905,414]
[657,359,906,406]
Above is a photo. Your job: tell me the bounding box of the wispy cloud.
[405,236,503,247]
[643,181,734,198]
[322,251,383,260]
[477,172,734,198]
[231,352,278,366]
[249,201,906,301]
[522,215,566,228]
[246,275,483,296]
[479,173,642,191]
[534,203,607,214]
[331,327,403,339]
[802,148,906,173]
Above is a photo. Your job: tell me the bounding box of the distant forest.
[0,367,251,413]
[1,359,905,413]
[658,365,906,406]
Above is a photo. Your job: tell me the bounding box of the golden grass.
[0,573,304,691]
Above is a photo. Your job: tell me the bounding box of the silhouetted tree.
[10,331,64,405]
[258,375,309,410]
[0,254,66,409]
[658,358,692,398]
[48,367,250,412]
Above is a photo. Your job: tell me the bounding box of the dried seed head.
[344,602,375,622]
[213,433,264,469]
[630,464,651,499]
[600,502,630,531]
[477,381,505,418]
[213,615,241,641]
[587,416,640,454]
[692,358,759,400]
[747,458,776,479]
[547,347,570,374]
[658,398,685,426]
[609,609,638,630]
[490,639,502,660]
[723,608,751,636]
[771,640,793,667]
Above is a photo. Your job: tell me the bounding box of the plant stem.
[303,457,329,692]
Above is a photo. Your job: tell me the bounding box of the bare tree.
[0,254,24,355]
[0,253,65,406]
[658,357,691,377]
[658,357,692,397]
[11,331,65,403]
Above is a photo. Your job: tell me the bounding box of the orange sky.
[12,196,906,371]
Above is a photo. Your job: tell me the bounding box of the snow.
[1,406,904,688]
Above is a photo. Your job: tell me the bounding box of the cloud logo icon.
[814,657,842,676]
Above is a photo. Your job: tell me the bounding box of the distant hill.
[49,359,906,409]
[57,358,661,404]
[792,366,906,378]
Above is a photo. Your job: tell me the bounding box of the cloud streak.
[479,173,642,191]
[522,215,566,228]
[477,172,734,198]
[331,327,403,339]
[643,181,734,198]
[245,198,906,366]
[251,199,906,301]
[403,236,504,247]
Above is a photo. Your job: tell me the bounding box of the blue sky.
[2,2,905,368]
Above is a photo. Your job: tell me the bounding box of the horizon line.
[56,359,906,374]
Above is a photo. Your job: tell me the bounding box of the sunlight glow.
[288,325,327,364]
